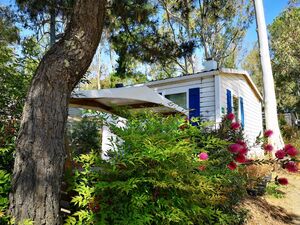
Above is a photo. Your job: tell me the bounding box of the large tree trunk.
[9,0,106,224]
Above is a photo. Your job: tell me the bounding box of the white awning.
[69,85,188,115]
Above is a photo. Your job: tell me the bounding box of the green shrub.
[67,116,102,156]
[0,170,11,224]
[66,113,247,225]
[266,183,285,199]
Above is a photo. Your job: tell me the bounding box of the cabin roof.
[144,68,263,101]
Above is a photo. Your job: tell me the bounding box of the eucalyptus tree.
[158,0,254,69]
[269,6,300,113]
[242,44,263,93]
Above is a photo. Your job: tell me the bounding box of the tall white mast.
[253,0,284,150]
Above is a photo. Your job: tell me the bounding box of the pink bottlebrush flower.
[231,122,240,130]
[284,145,299,157]
[275,150,286,159]
[284,144,294,151]
[263,144,273,152]
[227,161,237,170]
[198,152,209,160]
[235,154,247,163]
[198,165,206,171]
[245,159,254,164]
[226,113,235,121]
[228,144,243,153]
[284,161,298,173]
[239,147,248,155]
[236,140,247,148]
[264,129,273,137]
[277,177,288,185]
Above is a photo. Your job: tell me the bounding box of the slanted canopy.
[69,85,188,115]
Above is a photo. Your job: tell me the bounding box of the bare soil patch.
[241,170,300,225]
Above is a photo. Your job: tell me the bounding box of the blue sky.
[245,0,289,45]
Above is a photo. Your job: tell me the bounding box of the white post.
[253,0,284,150]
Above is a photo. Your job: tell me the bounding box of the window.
[165,92,187,109]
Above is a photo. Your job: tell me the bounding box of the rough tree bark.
[9,0,106,224]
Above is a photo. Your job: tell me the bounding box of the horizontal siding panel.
[156,77,214,90]
[200,92,215,98]
[200,101,215,107]
[200,86,215,93]
[199,81,215,88]
[200,106,215,112]
[220,74,263,146]
[200,96,215,103]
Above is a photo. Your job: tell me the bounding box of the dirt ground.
[241,170,300,225]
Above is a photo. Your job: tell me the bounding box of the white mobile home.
[144,68,263,145]
[70,66,263,153]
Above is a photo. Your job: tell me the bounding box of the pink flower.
[235,154,247,163]
[198,165,206,171]
[239,147,248,155]
[199,152,209,160]
[264,129,273,137]
[226,113,235,121]
[284,144,294,150]
[277,177,288,185]
[284,144,299,157]
[227,161,237,170]
[231,122,240,130]
[228,144,243,153]
[263,144,273,152]
[236,140,247,148]
[284,161,298,173]
[245,159,254,164]
[275,150,286,159]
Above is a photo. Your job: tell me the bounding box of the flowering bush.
[216,113,299,186]
[66,113,248,225]
[65,112,299,224]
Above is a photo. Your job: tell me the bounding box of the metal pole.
[253,0,284,150]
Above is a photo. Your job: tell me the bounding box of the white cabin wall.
[149,76,216,122]
[220,74,263,155]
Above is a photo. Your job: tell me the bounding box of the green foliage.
[242,43,263,94]
[0,8,41,174]
[84,72,148,89]
[105,0,254,77]
[0,6,19,44]
[16,0,75,45]
[0,170,11,224]
[269,6,300,112]
[0,10,42,223]
[278,114,300,151]
[266,183,285,199]
[66,113,247,225]
[67,116,102,155]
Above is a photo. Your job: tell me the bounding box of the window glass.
[165,93,187,109]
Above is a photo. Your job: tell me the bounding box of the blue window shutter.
[240,97,245,128]
[226,89,232,113]
[189,88,200,123]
